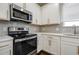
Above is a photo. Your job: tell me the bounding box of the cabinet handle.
[48,18,50,24]
[7,10,8,18]
[78,46,79,55]
[48,40,51,46]
[36,19,38,24]
[0,45,9,48]
[10,50,11,55]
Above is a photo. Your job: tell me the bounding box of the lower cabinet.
[42,35,50,52]
[43,35,60,55]
[61,37,79,55]
[37,34,79,55]
[0,40,13,55]
[37,34,61,55]
[49,36,60,55]
[0,47,11,55]
[37,34,44,52]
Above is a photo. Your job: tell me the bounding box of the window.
[63,21,79,26]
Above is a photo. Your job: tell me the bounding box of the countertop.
[0,36,13,42]
[37,32,79,39]
[0,32,79,43]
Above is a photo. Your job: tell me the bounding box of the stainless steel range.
[8,27,37,55]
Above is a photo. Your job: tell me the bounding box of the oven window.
[14,38,37,55]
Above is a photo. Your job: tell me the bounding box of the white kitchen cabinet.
[0,3,10,20]
[0,40,13,55]
[37,34,44,52]
[42,35,50,52]
[37,34,50,52]
[37,34,61,55]
[26,3,41,25]
[44,35,61,55]
[49,36,60,55]
[41,6,48,25]
[0,45,11,55]
[41,3,60,25]
[61,37,79,55]
[25,3,60,25]
[37,33,79,55]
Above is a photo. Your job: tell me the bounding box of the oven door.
[13,37,37,55]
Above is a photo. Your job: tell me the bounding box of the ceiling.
[37,3,48,6]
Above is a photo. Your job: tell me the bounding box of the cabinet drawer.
[0,40,12,47]
[0,49,11,55]
[61,37,79,44]
[0,45,11,55]
[0,44,11,50]
[0,42,12,55]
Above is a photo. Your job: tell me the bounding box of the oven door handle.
[15,36,37,43]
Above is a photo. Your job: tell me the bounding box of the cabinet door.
[37,35,43,52]
[0,49,11,55]
[48,4,60,24]
[48,36,60,55]
[0,45,11,55]
[0,3,10,20]
[43,35,50,52]
[41,4,60,25]
[26,3,41,25]
[37,34,50,52]
[61,41,79,55]
[41,6,48,25]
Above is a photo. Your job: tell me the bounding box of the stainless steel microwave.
[10,4,32,23]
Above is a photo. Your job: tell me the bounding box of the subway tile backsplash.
[0,21,39,36]
[61,26,74,34]
[40,25,61,33]
[1,20,79,36]
[61,26,79,34]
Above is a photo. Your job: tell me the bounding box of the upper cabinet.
[62,3,79,22]
[41,3,60,25]
[0,3,10,21]
[61,37,79,55]
[26,3,41,25]
[0,3,60,25]
[26,3,60,25]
